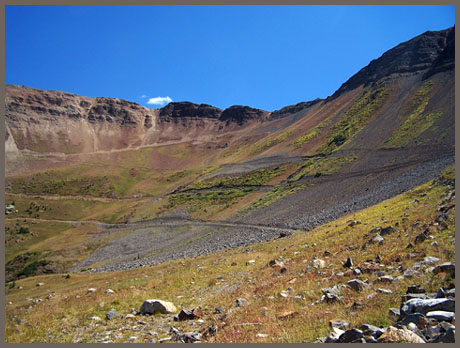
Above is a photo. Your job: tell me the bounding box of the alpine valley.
[4,27,455,343]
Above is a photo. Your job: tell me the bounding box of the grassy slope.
[5,167,455,343]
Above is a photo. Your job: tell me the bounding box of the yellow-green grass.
[288,156,357,182]
[219,129,294,161]
[185,165,288,190]
[236,184,307,218]
[291,113,335,148]
[318,88,388,154]
[5,167,455,343]
[4,193,138,224]
[384,81,442,148]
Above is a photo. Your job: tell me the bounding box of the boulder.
[175,309,194,321]
[426,310,455,322]
[380,226,397,236]
[431,327,455,343]
[347,279,371,292]
[139,299,177,314]
[407,284,426,294]
[338,328,364,343]
[377,326,425,343]
[343,256,353,268]
[360,324,385,338]
[398,313,428,329]
[432,262,455,275]
[401,298,455,316]
[325,327,345,343]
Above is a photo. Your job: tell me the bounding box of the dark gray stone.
[401,298,455,316]
[338,328,364,343]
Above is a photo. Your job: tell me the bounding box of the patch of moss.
[319,88,388,154]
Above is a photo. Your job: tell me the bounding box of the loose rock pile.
[320,284,455,343]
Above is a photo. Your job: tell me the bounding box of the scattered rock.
[321,293,341,304]
[380,226,397,236]
[371,234,384,245]
[89,316,102,321]
[246,260,256,266]
[343,256,353,268]
[329,319,350,330]
[268,259,284,268]
[106,309,121,320]
[256,333,268,338]
[139,299,177,315]
[323,250,331,257]
[87,288,96,294]
[36,283,44,287]
[105,289,115,294]
[236,298,249,307]
[348,220,361,227]
[377,288,393,294]
[377,275,394,283]
[422,256,440,265]
[175,309,194,321]
[347,279,371,292]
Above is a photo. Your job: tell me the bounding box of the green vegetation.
[5,166,455,343]
[318,88,388,154]
[186,165,287,190]
[222,129,294,160]
[167,188,253,214]
[384,81,442,147]
[291,115,335,148]
[288,156,357,182]
[248,130,293,155]
[8,169,116,198]
[237,184,306,217]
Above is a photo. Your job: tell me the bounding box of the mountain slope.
[4,27,455,277]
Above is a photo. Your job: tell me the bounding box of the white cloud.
[146,96,173,106]
[140,94,148,98]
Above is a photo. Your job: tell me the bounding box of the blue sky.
[5,5,455,111]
